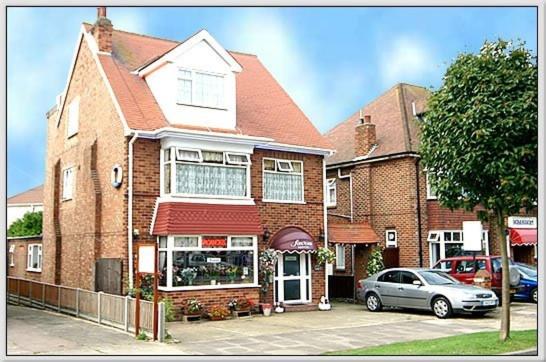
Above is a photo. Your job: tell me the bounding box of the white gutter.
[127,132,139,289]
[338,168,353,223]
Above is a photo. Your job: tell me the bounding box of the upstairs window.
[263,158,304,203]
[177,68,225,109]
[326,178,336,207]
[426,173,438,199]
[62,167,75,201]
[162,147,250,198]
[67,97,80,138]
[27,244,42,272]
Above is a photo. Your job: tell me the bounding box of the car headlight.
[463,293,477,300]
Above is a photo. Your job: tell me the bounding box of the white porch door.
[275,253,311,304]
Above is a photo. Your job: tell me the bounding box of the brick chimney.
[91,7,113,53]
[355,111,376,157]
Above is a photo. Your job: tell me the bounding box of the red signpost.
[134,243,159,340]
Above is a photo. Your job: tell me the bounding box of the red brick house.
[324,83,537,298]
[42,8,333,312]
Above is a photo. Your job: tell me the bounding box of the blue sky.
[7,6,537,197]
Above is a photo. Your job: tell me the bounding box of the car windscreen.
[516,265,537,278]
[418,270,460,285]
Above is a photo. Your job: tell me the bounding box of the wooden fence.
[7,277,165,341]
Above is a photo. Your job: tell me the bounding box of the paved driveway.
[8,302,537,355]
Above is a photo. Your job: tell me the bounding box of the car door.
[375,270,401,306]
[398,271,430,309]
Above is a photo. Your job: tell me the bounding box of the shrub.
[8,211,42,237]
[366,247,385,276]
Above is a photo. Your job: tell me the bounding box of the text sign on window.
[206,257,221,263]
[138,244,156,274]
[463,221,483,252]
[202,237,228,248]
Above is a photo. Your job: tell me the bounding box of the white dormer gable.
[139,30,241,130]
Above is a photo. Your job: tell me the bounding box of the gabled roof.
[82,23,332,151]
[325,83,430,165]
[7,185,43,205]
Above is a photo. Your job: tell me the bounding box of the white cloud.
[223,9,366,132]
[109,8,149,34]
[379,36,438,88]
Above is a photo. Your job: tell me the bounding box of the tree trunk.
[496,209,510,341]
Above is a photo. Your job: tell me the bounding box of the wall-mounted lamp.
[319,227,325,242]
[133,228,140,238]
[263,227,271,242]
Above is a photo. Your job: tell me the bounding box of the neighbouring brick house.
[7,185,43,228]
[323,83,537,298]
[7,236,43,282]
[42,8,333,314]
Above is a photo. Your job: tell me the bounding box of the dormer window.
[177,68,225,109]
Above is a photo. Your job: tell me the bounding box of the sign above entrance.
[508,216,536,229]
[269,226,317,253]
[463,221,483,252]
[202,236,228,248]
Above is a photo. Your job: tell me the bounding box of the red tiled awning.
[269,226,317,253]
[328,222,380,244]
[509,228,537,246]
[151,202,263,236]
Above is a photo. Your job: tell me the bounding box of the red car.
[432,255,521,300]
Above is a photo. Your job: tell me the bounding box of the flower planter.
[209,315,225,321]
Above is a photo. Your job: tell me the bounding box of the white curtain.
[176,164,246,197]
[264,173,303,201]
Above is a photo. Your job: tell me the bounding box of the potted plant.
[226,266,239,283]
[261,303,272,317]
[315,247,336,270]
[208,305,230,321]
[183,298,204,316]
[181,267,197,286]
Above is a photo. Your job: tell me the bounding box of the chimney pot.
[364,115,372,124]
[97,6,107,18]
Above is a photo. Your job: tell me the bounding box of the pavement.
[7,301,538,356]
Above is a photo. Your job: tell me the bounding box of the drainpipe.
[323,159,329,300]
[415,158,423,267]
[127,132,139,289]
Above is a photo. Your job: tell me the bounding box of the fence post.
[57,287,61,312]
[42,283,46,308]
[158,302,166,342]
[97,291,102,324]
[29,280,33,305]
[17,279,21,305]
[124,295,130,332]
[76,288,80,317]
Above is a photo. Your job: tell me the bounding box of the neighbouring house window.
[9,245,15,267]
[335,244,345,270]
[426,173,438,200]
[177,68,225,109]
[162,147,250,198]
[158,235,257,289]
[62,167,75,200]
[428,230,489,267]
[385,229,397,248]
[326,178,337,207]
[67,96,80,138]
[263,158,304,202]
[27,244,42,272]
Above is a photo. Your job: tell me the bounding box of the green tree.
[420,40,537,341]
[8,211,43,237]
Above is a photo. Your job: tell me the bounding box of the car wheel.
[432,297,452,319]
[366,293,382,312]
[531,288,538,303]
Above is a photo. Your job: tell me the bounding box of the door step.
[283,304,318,312]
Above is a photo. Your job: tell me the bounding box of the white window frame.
[162,147,251,199]
[385,229,398,248]
[428,229,489,267]
[262,158,305,204]
[226,152,250,166]
[26,244,42,272]
[426,173,438,200]
[326,178,337,207]
[176,148,203,162]
[176,67,226,109]
[62,166,75,201]
[67,96,80,138]
[9,245,15,267]
[159,235,258,291]
[335,244,345,270]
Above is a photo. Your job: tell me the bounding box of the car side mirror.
[412,280,422,286]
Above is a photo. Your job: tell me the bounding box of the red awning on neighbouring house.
[269,226,317,253]
[328,222,380,244]
[151,202,263,236]
[509,228,537,246]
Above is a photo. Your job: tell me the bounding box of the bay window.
[263,158,304,202]
[158,235,258,289]
[428,230,489,266]
[162,147,250,198]
[177,68,225,109]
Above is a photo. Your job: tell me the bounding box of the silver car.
[357,268,499,318]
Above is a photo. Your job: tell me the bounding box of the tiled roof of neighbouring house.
[328,222,380,244]
[324,83,430,165]
[7,185,43,205]
[83,24,332,151]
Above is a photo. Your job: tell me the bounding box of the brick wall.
[7,237,43,281]
[42,39,127,291]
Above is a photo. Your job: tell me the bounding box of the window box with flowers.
[207,305,231,321]
[183,298,204,316]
